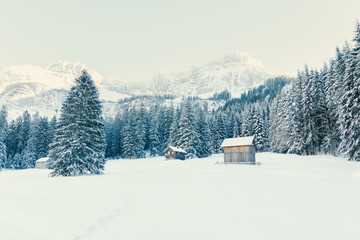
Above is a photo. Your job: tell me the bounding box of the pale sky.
[0,0,359,83]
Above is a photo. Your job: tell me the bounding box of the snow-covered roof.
[36,157,49,163]
[220,136,255,148]
[163,146,187,154]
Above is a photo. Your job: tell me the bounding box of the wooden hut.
[163,146,187,160]
[35,157,49,169]
[220,136,256,164]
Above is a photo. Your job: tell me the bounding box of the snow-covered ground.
[1,153,360,240]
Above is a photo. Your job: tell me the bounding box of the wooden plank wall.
[224,146,255,163]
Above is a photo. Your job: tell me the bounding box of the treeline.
[270,22,360,161]
[224,76,292,109]
[0,107,57,170]
[104,97,272,159]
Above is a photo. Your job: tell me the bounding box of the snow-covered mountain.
[150,52,271,98]
[0,52,271,119]
[0,61,131,119]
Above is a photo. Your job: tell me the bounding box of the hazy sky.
[0,0,359,82]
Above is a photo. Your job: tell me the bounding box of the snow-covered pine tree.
[110,113,122,158]
[241,105,252,137]
[138,103,150,151]
[157,105,167,153]
[135,108,146,158]
[38,117,51,158]
[169,107,181,147]
[22,112,41,168]
[322,62,338,156]
[48,70,106,176]
[287,78,304,155]
[104,118,114,158]
[49,115,57,144]
[232,113,242,138]
[149,105,160,156]
[161,105,174,153]
[300,66,317,155]
[334,44,350,105]
[122,107,144,159]
[208,114,217,153]
[214,113,226,153]
[18,111,31,155]
[195,104,212,158]
[0,106,8,170]
[338,22,360,161]
[177,100,199,158]
[6,117,24,168]
[253,109,266,152]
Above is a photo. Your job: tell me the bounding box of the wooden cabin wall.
[224,146,255,163]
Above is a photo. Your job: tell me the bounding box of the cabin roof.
[36,157,49,163]
[220,136,255,148]
[163,146,187,154]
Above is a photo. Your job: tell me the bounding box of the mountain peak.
[46,60,88,74]
[151,52,271,98]
[207,51,263,68]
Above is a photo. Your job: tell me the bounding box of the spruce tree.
[149,112,160,156]
[232,113,242,138]
[22,112,41,168]
[169,107,181,147]
[48,70,106,176]
[195,104,212,158]
[214,113,226,153]
[338,22,360,161]
[0,106,8,170]
[253,110,266,151]
[177,100,199,158]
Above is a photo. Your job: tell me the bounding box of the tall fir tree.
[169,107,181,147]
[338,22,360,161]
[214,113,226,153]
[195,104,212,158]
[0,106,8,170]
[22,112,41,168]
[149,110,160,156]
[177,100,199,158]
[48,70,106,176]
[253,109,267,151]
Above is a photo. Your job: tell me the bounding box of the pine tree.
[22,112,41,168]
[241,105,252,137]
[161,105,174,153]
[253,109,267,151]
[6,117,23,168]
[322,62,338,156]
[0,106,8,170]
[338,22,360,161]
[18,111,31,154]
[122,108,140,159]
[177,100,199,158]
[214,113,226,153]
[48,70,106,176]
[232,113,242,137]
[38,117,51,158]
[138,103,149,151]
[195,104,212,158]
[169,107,181,147]
[149,111,160,156]
[110,113,122,158]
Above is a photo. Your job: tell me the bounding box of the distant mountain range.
[150,52,271,98]
[0,52,272,119]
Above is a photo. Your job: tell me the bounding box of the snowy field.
[1,153,360,240]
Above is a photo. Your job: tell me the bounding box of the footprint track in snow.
[73,200,134,240]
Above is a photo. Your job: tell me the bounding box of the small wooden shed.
[220,136,256,164]
[35,157,49,169]
[163,146,187,160]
